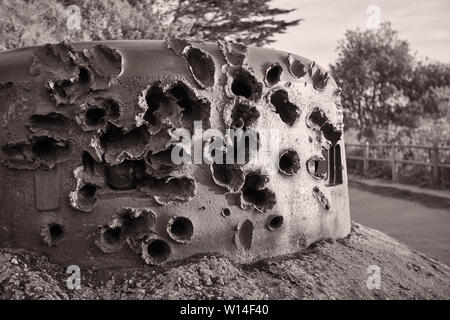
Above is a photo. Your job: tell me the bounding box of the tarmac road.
[349,187,450,265]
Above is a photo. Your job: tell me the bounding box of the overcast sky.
[270,0,450,68]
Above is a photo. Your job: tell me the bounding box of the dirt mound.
[1,223,449,299]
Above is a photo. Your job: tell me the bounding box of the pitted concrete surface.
[1,223,449,300]
[0,40,350,267]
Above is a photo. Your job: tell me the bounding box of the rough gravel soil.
[1,223,449,300]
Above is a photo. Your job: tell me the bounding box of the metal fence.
[346,143,450,186]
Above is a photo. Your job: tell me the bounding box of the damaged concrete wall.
[0,40,350,268]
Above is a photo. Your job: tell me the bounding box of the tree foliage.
[330,23,414,139]
[0,0,301,50]
[165,0,301,46]
[407,61,450,117]
[331,22,450,141]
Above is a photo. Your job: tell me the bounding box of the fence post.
[391,145,397,182]
[431,142,440,187]
[363,141,369,177]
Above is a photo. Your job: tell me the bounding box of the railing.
[346,143,450,186]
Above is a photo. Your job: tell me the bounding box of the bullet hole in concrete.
[105,160,146,190]
[242,187,276,212]
[82,151,95,172]
[265,63,282,86]
[167,216,194,243]
[48,79,70,99]
[3,136,70,168]
[269,90,300,127]
[31,136,69,158]
[146,146,179,178]
[231,103,260,129]
[306,154,327,180]
[221,208,231,217]
[144,83,179,127]
[185,47,215,88]
[160,176,196,201]
[232,78,250,99]
[287,54,307,78]
[41,223,64,246]
[102,98,120,120]
[69,166,99,212]
[100,124,147,149]
[279,149,300,176]
[211,163,245,193]
[218,40,247,66]
[29,42,77,77]
[47,77,89,106]
[307,108,327,128]
[165,38,190,56]
[306,108,342,145]
[80,98,121,128]
[312,186,330,211]
[241,173,276,212]
[267,215,284,231]
[83,44,123,90]
[168,82,211,130]
[85,108,106,126]
[144,238,171,264]
[144,83,181,130]
[145,175,196,204]
[168,82,190,102]
[78,67,90,84]
[49,223,64,241]
[78,183,97,201]
[31,138,54,157]
[230,69,262,101]
[1,143,27,164]
[29,113,69,130]
[103,227,122,245]
[96,224,124,253]
[119,208,155,235]
[237,219,253,250]
[321,122,342,146]
[309,63,329,90]
[244,172,269,189]
[99,124,150,164]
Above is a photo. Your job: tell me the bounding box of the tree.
[330,23,414,139]
[407,61,450,117]
[331,22,450,140]
[163,0,301,46]
[0,0,301,50]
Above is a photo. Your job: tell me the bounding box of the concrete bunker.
[0,40,350,267]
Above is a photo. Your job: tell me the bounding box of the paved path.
[349,187,450,265]
[348,175,450,200]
